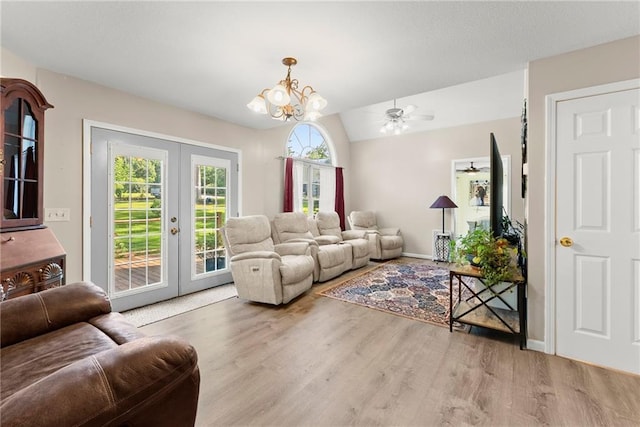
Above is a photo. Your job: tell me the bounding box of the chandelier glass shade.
[247,57,327,122]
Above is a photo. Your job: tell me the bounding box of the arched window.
[285,123,336,216]
[287,123,333,164]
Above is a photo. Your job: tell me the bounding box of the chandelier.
[247,57,327,122]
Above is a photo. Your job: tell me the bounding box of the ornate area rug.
[319,260,469,329]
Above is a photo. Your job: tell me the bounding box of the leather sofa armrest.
[0,336,200,427]
[231,251,281,262]
[274,242,310,256]
[378,227,401,236]
[1,281,111,347]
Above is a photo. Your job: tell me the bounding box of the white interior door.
[555,87,640,374]
[90,126,237,312]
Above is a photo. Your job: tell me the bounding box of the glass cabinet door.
[1,78,52,231]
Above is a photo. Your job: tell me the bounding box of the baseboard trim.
[402,252,431,259]
[526,339,545,352]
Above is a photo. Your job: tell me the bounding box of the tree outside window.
[286,123,334,216]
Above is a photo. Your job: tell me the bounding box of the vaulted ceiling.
[2,1,638,141]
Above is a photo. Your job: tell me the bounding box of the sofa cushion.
[272,212,315,243]
[380,235,404,250]
[348,239,370,259]
[224,215,274,255]
[279,254,315,285]
[316,211,343,239]
[316,244,349,269]
[315,235,341,245]
[0,282,111,347]
[350,211,378,230]
[1,322,119,401]
[1,336,200,427]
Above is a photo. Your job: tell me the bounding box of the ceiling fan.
[380,99,434,135]
[464,162,479,174]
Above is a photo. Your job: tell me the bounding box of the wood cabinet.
[1,78,65,300]
[1,78,53,231]
[1,228,66,300]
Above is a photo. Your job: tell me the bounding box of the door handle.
[559,237,573,247]
[170,227,180,235]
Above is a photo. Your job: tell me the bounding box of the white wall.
[527,35,640,342]
[349,118,524,257]
[1,47,354,284]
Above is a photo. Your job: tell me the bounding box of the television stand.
[449,265,527,349]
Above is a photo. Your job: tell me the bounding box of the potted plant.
[450,227,517,286]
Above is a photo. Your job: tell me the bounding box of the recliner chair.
[347,210,404,260]
[314,211,370,269]
[223,215,314,305]
[271,212,351,282]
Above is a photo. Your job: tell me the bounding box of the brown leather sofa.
[0,281,200,427]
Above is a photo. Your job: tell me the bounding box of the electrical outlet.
[45,208,70,222]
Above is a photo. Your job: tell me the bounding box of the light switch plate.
[45,208,70,222]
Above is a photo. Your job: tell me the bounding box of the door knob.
[559,237,573,247]
[170,227,180,235]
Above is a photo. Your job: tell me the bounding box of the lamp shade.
[267,84,290,106]
[429,195,458,209]
[306,91,327,112]
[246,94,267,114]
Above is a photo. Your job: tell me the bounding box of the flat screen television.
[489,133,503,238]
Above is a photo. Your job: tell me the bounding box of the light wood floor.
[141,259,640,426]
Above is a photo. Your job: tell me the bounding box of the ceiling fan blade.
[406,114,435,121]
[402,104,417,115]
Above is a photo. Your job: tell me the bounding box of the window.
[286,123,335,216]
[287,123,332,164]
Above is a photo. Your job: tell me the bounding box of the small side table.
[449,265,527,349]
[433,232,452,262]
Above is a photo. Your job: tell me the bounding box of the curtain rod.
[275,156,343,169]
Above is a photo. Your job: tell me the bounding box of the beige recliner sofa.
[348,210,404,260]
[223,215,315,305]
[271,212,351,282]
[314,211,370,269]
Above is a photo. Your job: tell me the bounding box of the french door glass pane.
[112,155,163,294]
[193,163,227,275]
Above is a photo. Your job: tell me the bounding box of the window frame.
[286,123,336,217]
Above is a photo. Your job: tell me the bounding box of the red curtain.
[335,167,345,230]
[283,157,294,212]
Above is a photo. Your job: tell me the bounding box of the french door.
[90,126,238,312]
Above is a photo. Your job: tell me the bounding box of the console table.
[449,265,527,349]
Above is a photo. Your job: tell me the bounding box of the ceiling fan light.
[306,92,327,112]
[246,94,267,114]
[267,84,290,107]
